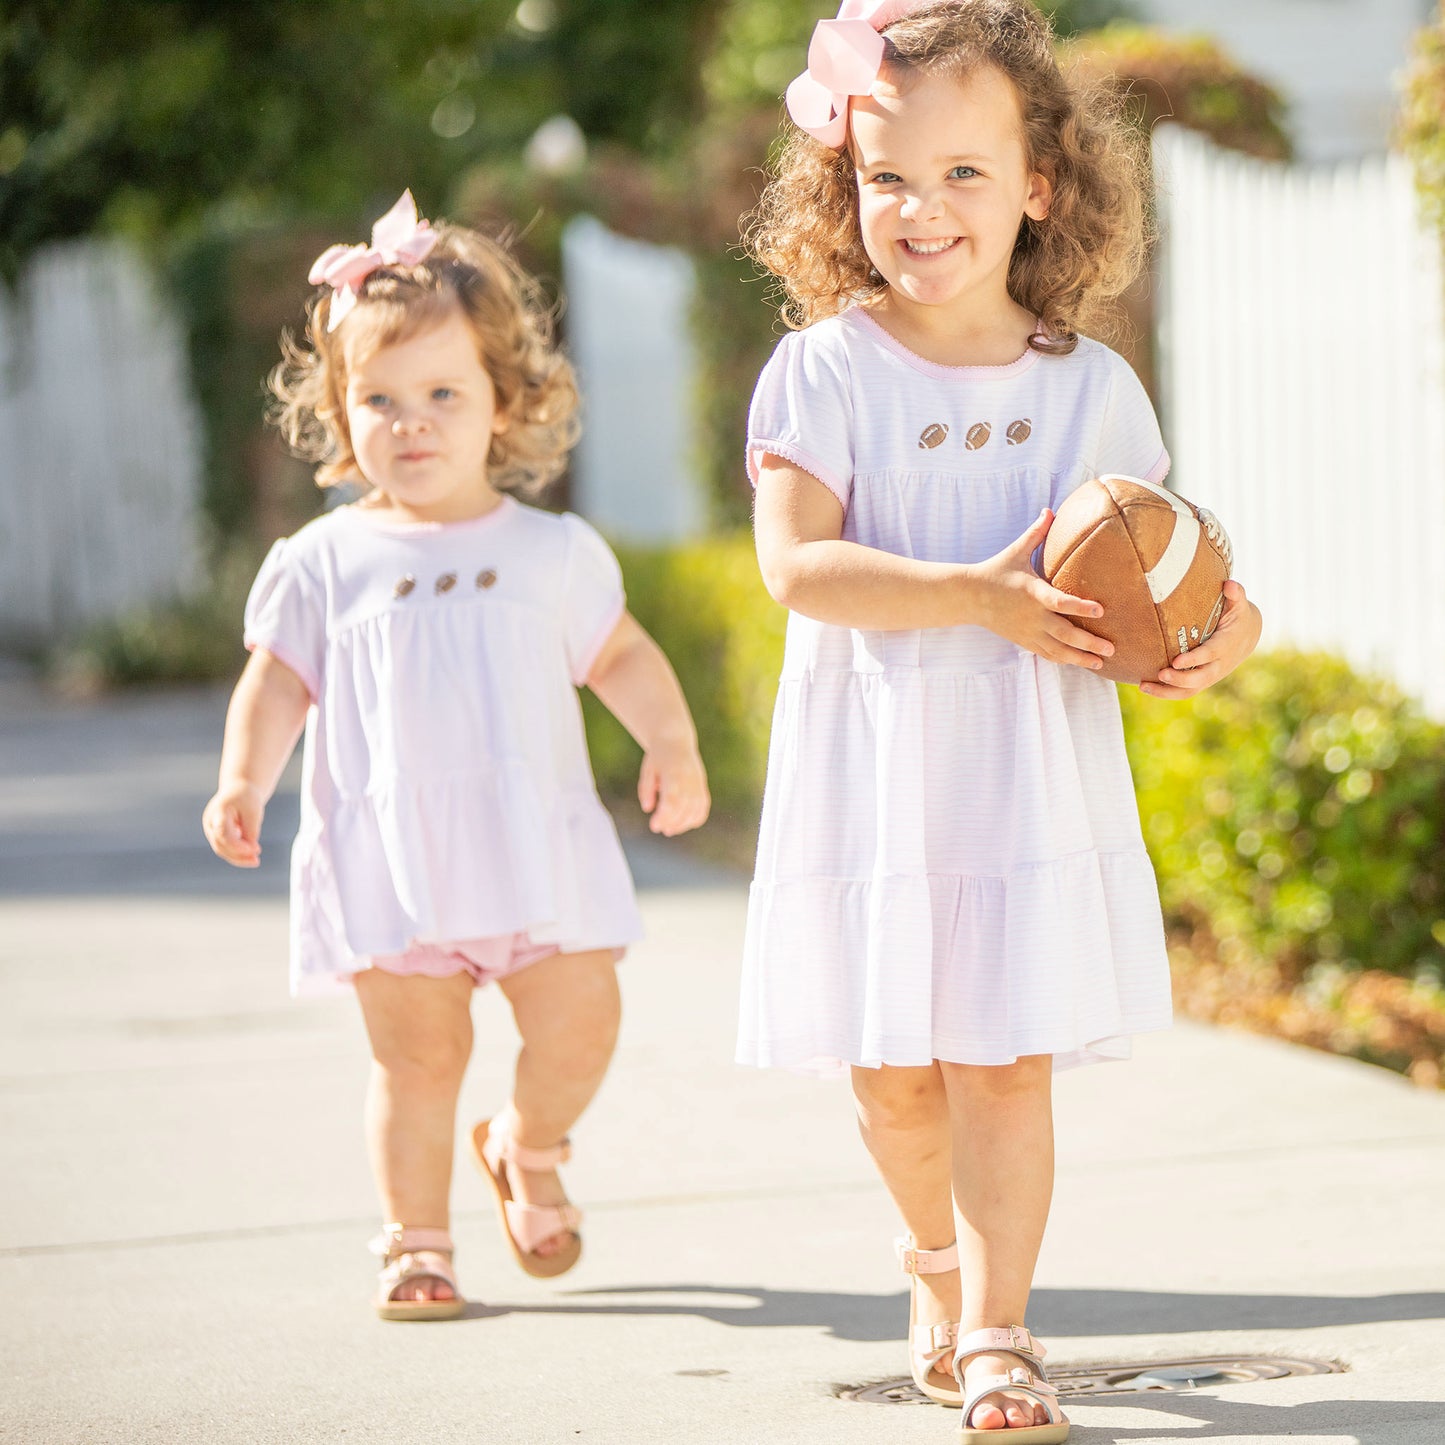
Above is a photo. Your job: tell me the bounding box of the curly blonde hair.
[746,0,1150,352]
[269,223,579,496]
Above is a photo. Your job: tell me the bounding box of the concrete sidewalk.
[2,679,1443,1444]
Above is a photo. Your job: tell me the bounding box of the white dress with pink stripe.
[739,310,1173,1074]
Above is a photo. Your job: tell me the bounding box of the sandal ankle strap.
[489,1118,573,1171]
[369,1224,455,1259]
[895,1235,959,1275]
[953,1324,1045,1366]
[912,1319,959,1357]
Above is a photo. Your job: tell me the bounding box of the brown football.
[1040,474,1233,684]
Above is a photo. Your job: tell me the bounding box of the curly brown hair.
[745,0,1151,353]
[269,224,579,496]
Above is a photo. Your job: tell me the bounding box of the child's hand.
[1140,580,1261,700]
[975,509,1114,670]
[202,782,266,867]
[638,740,710,837]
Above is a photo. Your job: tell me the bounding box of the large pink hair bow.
[785,0,929,149]
[308,190,439,332]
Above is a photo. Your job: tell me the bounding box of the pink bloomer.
[361,933,622,988]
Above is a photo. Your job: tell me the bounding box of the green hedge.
[584,533,787,842]
[1121,652,1445,985]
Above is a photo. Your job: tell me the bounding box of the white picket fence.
[0,240,205,647]
[561,216,709,543]
[1154,125,1445,715]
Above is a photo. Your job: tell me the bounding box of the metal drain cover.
[839,1355,1343,1404]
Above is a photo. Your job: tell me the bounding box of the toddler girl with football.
[203,192,709,1319]
[741,2,1260,1438]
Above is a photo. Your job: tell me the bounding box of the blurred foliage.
[0,0,723,541]
[583,533,788,851]
[1399,1,1445,232]
[701,0,1136,118]
[47,538,260,692]
[1121,652,1445,984]
[0,0,723,278]
[1063,24,1291,160]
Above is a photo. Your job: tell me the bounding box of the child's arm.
[1139,579,1262,699]
[202,649,312,868]
[755,456,1115,671]
[585,613,710,837]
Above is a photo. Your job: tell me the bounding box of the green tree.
[0,0,725,275]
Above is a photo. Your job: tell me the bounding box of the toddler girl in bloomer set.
[741,3,1260,1440]
[203,192,709,1319]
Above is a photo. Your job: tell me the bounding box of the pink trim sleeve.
[571,596,627,687]
[747,440,850,508]
[1142,447,1171,486]
[560,513,627,686]
[242,637,320,702]
[242,538,325,703]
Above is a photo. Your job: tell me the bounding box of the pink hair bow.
[308,190,439,332]
[785,0,928,149]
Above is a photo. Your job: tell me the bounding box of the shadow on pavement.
[455,1281,1445,1340]
[1064,1394,1445,1441]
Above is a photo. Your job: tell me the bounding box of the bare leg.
[492,948,621,1257]
[354,967,474,1301]
[850,1063,959,1395]
[941,1055,1056,1431]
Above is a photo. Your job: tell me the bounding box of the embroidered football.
[1039,474,1233,685]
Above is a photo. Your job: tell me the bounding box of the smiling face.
[342,305,508,523]
[850,64,1051,335]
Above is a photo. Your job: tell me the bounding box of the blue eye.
[949,165,979,179]
[432,387,455,401]
[365,394,390,408]
[869,172,901,185]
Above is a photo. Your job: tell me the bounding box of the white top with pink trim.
[740,309,1173,1076]
[244,496,641,995]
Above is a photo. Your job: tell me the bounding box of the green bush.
[47,540,261,691]
[585,532,786,842]
[1063,24,1292,160]
[1121,651,1445,984]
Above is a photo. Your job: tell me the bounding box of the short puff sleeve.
[243,539,325,700]
[560,513,626,685]
[746,328,854,508]
[1095,350,1170,485]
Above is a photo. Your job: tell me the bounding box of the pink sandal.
[370,1224,465,1321]
[897,1236,964,1406]
[471,1116,582,1279]
[953,1326,1069,1443]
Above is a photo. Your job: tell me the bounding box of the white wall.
[0,240,205,646]
[1132,0,1434,160]
[561,215,709,543]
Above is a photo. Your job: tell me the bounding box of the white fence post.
[561,215,708,544]
[0,239,205,647]
[1155,126,1445,715]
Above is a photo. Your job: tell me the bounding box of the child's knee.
[852,1064,943,1132]
[373,1032,471,1093]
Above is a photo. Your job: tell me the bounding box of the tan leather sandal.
[953,1325,1069,1443]
[897,1235,964,1406]
[471,1116,582,1279]
[370,1224,465,1321]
